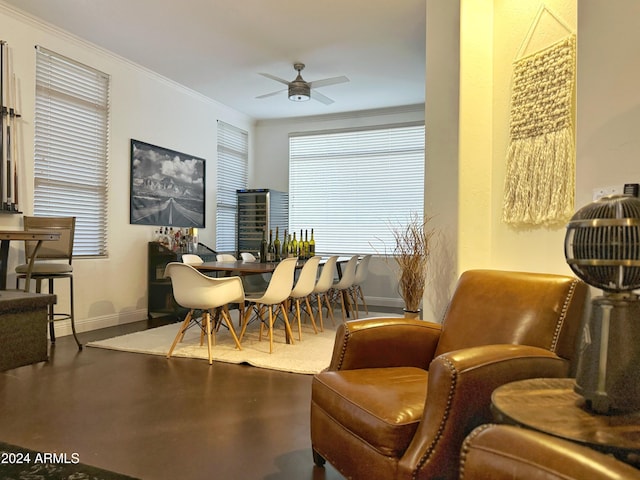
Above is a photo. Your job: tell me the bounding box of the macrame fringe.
[502,34,576,226]
[502,127,575,225]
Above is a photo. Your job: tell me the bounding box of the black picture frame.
[130,139,205,228]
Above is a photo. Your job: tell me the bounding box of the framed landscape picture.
[130,139,205,227]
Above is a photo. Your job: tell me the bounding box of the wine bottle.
[267,229,275,262]
[299,229,304,258]
[291,232,298,258]
[274,226,281,261]
[281,229,288,259]
[259,227,267,263]
[303,229,309,260]
[309,228,315,257]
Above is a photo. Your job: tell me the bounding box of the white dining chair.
[289,255,321,340]
[240,257,298,353]
[240,252,257,262]
[181,254,204,266]
[164,262,244,365]
[330,255,359,322]
[351,254,372,316]
[311,255,338,331]
[240,252,270,294]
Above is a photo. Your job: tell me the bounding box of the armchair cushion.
[312,367,428,458]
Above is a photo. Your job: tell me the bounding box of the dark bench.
[0,290,56,371]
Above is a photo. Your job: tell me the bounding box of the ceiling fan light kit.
[288,83,310,102]
[258,62,349,105]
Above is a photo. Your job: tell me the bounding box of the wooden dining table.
[195,260,284,275]
[194,256,355,276]
[195,256,357,319]
[0,230,61,291]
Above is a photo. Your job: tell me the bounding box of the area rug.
[0,440,139,480]
[87,315,341,374]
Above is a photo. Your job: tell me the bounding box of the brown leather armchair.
[460,424,640,479]
[310,269,588,480]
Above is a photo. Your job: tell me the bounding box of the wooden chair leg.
[239,304,253,341]
[204,311,213,365]
[268,306,274,354]
[316,295,325,332]
[295,299,303,340]
[339,290,348,322]
[358,285,369,315]
[167,310,193,359]
[323,293,335,325]
[279,304,295,346]
[221,306,242,350]
[305,296,318,334]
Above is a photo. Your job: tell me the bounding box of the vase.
[403,308,421,319]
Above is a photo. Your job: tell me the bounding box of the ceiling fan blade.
[311,89,334,105]
[309,75,349,88]
[258,72,291,86]
[256,88,287,99]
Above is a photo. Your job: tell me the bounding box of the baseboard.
[52,295,403,338]
[365,296,404,309]
[50,309,148,338]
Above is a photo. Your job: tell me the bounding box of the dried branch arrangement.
[391,213,435,313]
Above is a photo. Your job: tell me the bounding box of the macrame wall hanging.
[502,5,576,226]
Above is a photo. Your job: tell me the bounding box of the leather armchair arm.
[461,424,640,480]
[399,344,571,479]
[327,317,442,371]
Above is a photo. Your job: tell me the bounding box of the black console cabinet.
[147,242,216,319]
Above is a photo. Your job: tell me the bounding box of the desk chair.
[164,262,244,365]
[16,216,81,350]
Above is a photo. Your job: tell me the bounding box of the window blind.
[289,124,425,254]
[35,46,110,257]
[216,121,248,252]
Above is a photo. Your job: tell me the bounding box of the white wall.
[425,0,460,321]
[0,4,254,334]
[576,1,640,208]
[253,105,425,310]
[458,0,578,277]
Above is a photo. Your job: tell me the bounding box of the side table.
[491,377,640,467]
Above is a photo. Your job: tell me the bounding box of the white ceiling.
[3,0,426,120]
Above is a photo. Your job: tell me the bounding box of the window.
[35,46,109,257]
[216,121,248,252]
[289,123,425,254]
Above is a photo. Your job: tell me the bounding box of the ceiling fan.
[256,63,349,105]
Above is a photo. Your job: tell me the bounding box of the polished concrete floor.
[0,317,345,480]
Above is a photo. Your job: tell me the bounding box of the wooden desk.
[0,230,61,291]
[492,378,640,467]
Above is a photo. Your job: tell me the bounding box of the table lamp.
[565,194,640,414]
